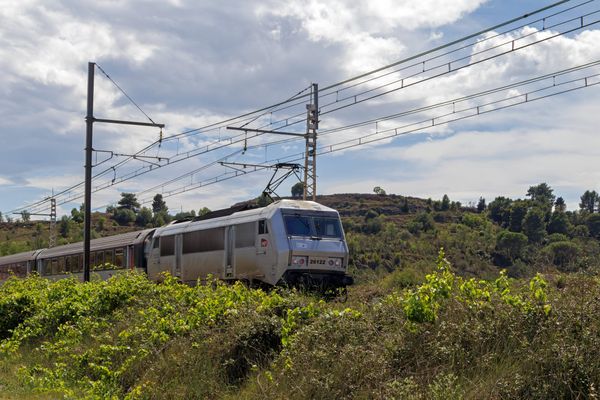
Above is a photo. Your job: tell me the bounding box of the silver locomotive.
[0,200,353,289]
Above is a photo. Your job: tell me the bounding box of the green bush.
[496,230,528,262]
[544,241,580,270]
[461,212,486,229]
[547,233,569,244]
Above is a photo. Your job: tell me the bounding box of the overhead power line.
[7,0,595,215]
[125,61,600,203]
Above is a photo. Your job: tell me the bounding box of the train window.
[115,248,124,268]
[153,238,159,249]
[258,219,268,234]
[284,215,312,236]
[71,255,80,273]
[94,252,104,270]
[161,236,175,256]
[20,263,28,276]
[314,218,343,238]
[51,259,58,275]
[182,228,225,254]
[65,257,71,273]
[42,259,50,275]
[105,250,114,268]
[236,223,255,248]
[58,257,66,274]
[92,253,99,271]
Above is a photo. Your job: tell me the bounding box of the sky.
[1,0,600,219]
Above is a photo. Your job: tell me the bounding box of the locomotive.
[0,200,353,289]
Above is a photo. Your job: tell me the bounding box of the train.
[0,200,354,289]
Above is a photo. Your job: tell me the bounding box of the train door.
[174,234,182,278]
[147,236,161,280]
[224,226,235,279]
[256,219,277,280]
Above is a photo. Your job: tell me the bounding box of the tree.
[173,210,196,220]
[21,210,31,222]
[488,196,512,227]
[547,211,571,235]
[96,216,106,232]
[257,194,273,207]
[0,211,3,222]
[440,194,450,211]
[114,208,136,226]
[476,197,486,213]
[526,183,555,207]
[136,207,153,227]
[153,213,166,228]
[291,182,304,198]
[409,212,435,234]
[198,207,211,216]
[570,223,589,238]
[523,207,546,243]
[59,216,71,238]
[496,230,528,261]
[401,197,409,213]
[544,241,580,269]
[152,194,168,215]
[118,193,141,213]
[587,214,600,238]
[508,200,528,232]
[579,190,599,213]
[554,197,566,212]
[33,223,44,249]
[373,186,387,196]
[71,206,84,223]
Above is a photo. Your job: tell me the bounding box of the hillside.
[2,187,600,399]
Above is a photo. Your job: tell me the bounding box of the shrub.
[113,208,136,226]
[587,214,600,238]
[570,224,589,238]
[496,230,528,261]
[544,241,580,270]
[408,212,435,235]
[546,233,569,244]
[461,212,486,229]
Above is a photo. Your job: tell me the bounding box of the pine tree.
[579,190,599,213]
[152,194,168,215]
[476,197,486,213]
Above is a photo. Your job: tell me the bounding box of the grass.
[1,254,599,399]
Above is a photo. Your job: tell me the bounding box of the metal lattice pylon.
[303,83,318,201]
[48,198,57,248]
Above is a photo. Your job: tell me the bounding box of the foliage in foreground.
[1,257,600,399]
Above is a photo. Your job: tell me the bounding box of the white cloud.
[24,174,83,191]
[328,123,600,210]
[257,0,487,74]
[2,0,600,218]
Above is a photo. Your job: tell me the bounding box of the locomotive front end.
[276,203,353,290]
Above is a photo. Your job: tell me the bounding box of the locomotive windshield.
[284,214,343,239]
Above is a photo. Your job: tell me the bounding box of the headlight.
[328,258,343,267]
[292,256,307,266]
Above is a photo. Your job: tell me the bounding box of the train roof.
[38,228,154,259]
[0,250,42,266]
[275,199,338,213]
[155,200,338,237]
